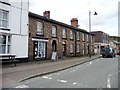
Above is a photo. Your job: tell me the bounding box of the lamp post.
[89,11,97,58]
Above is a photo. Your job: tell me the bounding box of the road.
[14,56,119,88]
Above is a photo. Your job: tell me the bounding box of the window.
[0,9,8,28]
[37,21,44,35]
[87,34,88,41]
[77,44,80,53]
[82,43,85,55]
[62,28,66,38]
[91,36,93,43]
[0,35,11,54]
[77,32,80,40]
[70,30,73,39]
[70,43,73,53]
[52,25,57,37]
[82,33,85,41]
[34,41,46,58]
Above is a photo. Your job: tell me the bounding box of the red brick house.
[28,11,95,61]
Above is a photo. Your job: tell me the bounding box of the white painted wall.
[0,0,29,58]
[11,35,28,58]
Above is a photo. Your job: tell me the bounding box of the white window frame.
[0,35,11,54]
[77,32,80,40]
[70,30,73,39]
[36,21,44,35]
[87,34,89,41]
[70,43,73,53]
[52,25,57,37]
[91,36,93,43]
[82,43,85,55]
[0,9,9,29]
[77,44,80,53]
[62,28,66,38]
[82,33,85,41]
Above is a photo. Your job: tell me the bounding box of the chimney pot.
[70,18,79,27]
[43,11,50,19]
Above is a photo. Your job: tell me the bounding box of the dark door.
[52,40,57,52]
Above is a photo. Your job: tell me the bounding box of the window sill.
[52,36,57,38]
[0,1,11,6]
[77,40,80,41]
[70,52,74,54]
[0,27,10,31]
[36,34,44,37]
[70,39,74,41]
[62,38,67,40]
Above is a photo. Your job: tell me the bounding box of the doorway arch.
[52,40,57,52]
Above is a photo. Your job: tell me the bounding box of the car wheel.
[102,55,105,58]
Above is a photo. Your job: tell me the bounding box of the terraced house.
[28,11,95,61]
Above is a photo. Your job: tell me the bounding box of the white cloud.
[29,0,119,36]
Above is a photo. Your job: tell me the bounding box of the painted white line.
[73,82,77,85]
[57,79,67,83]
[90,61,92,64]
[48,77,52,80]
[70,70,76,72]
[15,84,29,88]
[56,73,60,75]
[107,76,111,88]
[42,76,49,79]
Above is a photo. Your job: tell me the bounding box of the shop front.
[32,38,48,60]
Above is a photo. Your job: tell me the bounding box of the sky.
[29,0,119,36]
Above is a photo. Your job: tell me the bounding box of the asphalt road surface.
[14,56,119,88]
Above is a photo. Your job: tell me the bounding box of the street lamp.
[89,11,97,58]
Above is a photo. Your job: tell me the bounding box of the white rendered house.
[0,0,29,59]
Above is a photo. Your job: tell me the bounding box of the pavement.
[0,54,102,88]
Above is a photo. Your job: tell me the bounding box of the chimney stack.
[70,18,79,27]
[43,11,50,19]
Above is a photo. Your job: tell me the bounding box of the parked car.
[101,47,116,58]
[117,51,120,55]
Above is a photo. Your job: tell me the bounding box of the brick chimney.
[71,18,79,27]
[43,11,50,19]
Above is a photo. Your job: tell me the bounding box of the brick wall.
[28,14,93,60]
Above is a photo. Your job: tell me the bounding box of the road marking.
[73,82,77,85]
[15,84,29,88]
[70,70,76,72]
[107,76,111,88]
[57,79,67,83]
[42,76,52,80]
[56,73,60,75]
[90,61,92,64]
[42,76,49,79]
[48,77,52,79]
